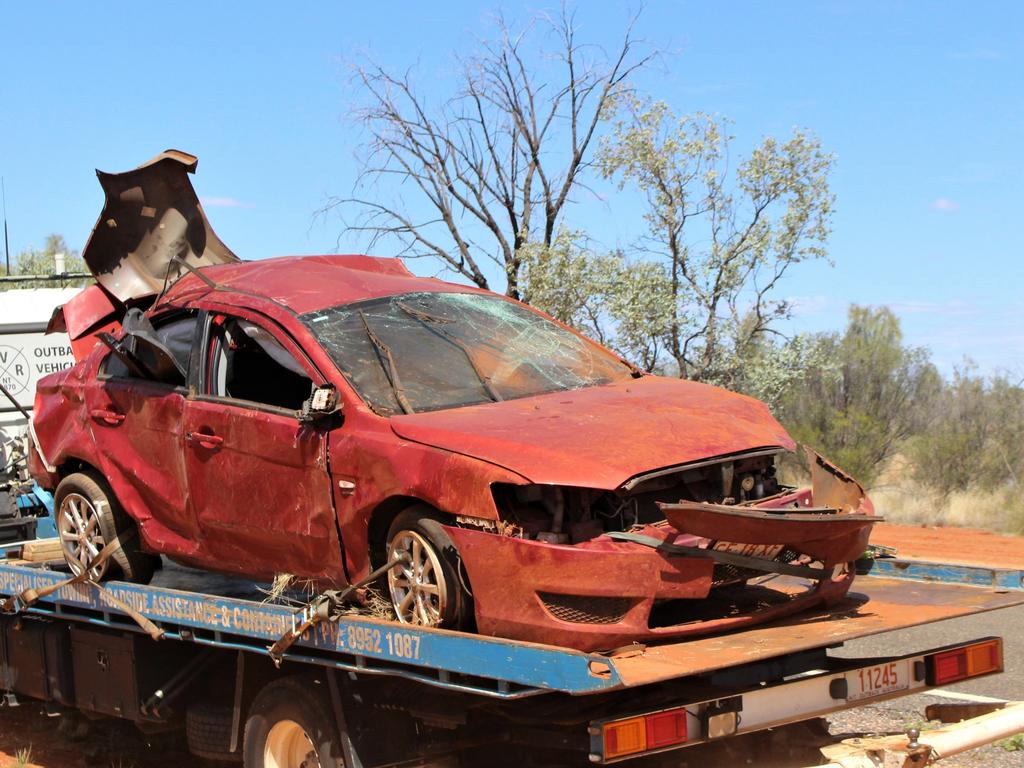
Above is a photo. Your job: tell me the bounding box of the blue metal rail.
[0,562,622,699]
[867,557,1024,591]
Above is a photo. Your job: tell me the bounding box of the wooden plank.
[21,538,63,562]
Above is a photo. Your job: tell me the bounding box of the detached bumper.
[445,525,855,652]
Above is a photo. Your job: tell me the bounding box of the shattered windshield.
[301,292,633,415]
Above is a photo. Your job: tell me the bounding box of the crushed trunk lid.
[81,149,239,303]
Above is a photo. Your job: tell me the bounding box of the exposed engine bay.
[493,449,791,545]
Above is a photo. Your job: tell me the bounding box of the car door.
[84,311,201,557]
[181,309,344,581]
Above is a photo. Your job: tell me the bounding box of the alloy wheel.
[58,492,108,580]
[386,529,448,626]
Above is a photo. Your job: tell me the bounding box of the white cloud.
[948,49,1002,61]
[788,295,830,315]
[931,197,960,212]
[200,196,251,208]
[886,299,980,317]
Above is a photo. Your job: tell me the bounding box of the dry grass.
[259,573,318,605]
[777,451,1023,534]
[337,587,395,620]
[260,573,396,621]
[869,454,1024,534]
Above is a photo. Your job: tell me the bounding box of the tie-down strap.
[605,531,830,581]
[267,552,411,666]
[1,529,164,641]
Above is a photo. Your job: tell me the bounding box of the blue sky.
[2,1,1021,373]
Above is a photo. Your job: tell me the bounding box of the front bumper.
[445,524,855,652]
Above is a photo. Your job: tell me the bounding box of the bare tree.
[328,8,654,298]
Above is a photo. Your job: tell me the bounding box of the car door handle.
[186,431,224,448]
[90,409,126,425]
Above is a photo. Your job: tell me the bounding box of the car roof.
[161,254,485,315]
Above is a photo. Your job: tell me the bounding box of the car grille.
[712,547,802,586]
[648,583,796,628]
[538,592,634,624]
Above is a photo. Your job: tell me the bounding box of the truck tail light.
[603,716,646,759]
[928,639,1002,686]
[602,708,688,759]
[646,708,688,748]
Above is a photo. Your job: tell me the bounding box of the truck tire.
[54,471,158,583]
[186,703,242,763]
[385,507,472,630]
[243,676,345,768]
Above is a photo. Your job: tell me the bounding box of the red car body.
[29,152,878,652]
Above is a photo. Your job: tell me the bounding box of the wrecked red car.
[29,151,879,652]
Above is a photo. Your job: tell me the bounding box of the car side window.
[206,315,313,411]
[102,311,198,387]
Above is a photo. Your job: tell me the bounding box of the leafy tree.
[595,100,835,386]
[517,230,675,372]
[732,332,838,416]
[776,305,939,485]
[518,230,616,341]
[908,366,1024,496]
[330,9,654,299]
[1,234,89,290]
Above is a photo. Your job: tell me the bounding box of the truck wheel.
[243,677,344,768]
[187,703,242,763]
[54,472,158,583]
[385,507,472,630]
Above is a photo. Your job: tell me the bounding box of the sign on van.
[0,332,75,410]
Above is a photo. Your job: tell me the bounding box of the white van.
[0,287,79,541]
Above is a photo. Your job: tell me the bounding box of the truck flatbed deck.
[612,573,1024,687]
[2,557,1022,697]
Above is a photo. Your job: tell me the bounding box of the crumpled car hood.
[81,149,239,303]
[390,375,796,489]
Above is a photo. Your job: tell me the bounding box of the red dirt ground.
[1,523,1022,767]
[871,522,1024,569]
[0,704,188,768]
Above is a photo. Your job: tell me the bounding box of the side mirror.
[299,384,342,423]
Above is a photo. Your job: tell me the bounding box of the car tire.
[54,471,158,584]
[243,676,345,768]
[385,507,472,630]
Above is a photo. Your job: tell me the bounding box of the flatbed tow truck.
[0,545,1022,768]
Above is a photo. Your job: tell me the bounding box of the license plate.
[846,660,911,701]
[712,541,784,560]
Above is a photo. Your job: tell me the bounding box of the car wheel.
[385,508,472,630]
[54,472,158,583]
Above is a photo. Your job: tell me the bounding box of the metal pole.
[2,177,10,275]
[809,701,1024,767]
[0,380,30,420]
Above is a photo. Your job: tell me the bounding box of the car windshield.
[301,292,634,414]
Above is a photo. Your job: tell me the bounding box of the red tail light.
[646,708,688,749]
[928,639,1002,686]
[602,707,689,759]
